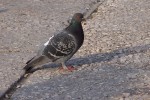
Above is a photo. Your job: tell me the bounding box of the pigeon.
[24,13,84,73]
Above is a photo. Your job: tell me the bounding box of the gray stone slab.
[0,0,97,97]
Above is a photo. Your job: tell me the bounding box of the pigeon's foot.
[66,66,77,71]
[59,66,77,72]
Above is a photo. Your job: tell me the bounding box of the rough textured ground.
[0,0,97,97]
[0,0,150,100]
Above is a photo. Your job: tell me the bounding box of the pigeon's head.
[72,13,84,23]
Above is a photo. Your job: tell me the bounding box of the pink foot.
[59,66,77,72]
[66,66,77,71]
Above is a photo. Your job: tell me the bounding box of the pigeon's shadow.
[33,44,150,72]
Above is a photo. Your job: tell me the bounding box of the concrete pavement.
[0,0,150,99]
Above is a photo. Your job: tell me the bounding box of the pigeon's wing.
[43,31,77,61]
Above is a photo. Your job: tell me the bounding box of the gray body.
[24,13,84,72]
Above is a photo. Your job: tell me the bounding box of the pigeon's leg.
[61,62,68,69]
[60,62,77,72]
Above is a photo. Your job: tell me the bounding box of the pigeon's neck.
[67,20,83,34]
[66,20,84,49]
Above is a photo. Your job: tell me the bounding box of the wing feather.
[43,32,76,60]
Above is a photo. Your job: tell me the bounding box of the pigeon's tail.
[23,56,37,73]
[23,56,35,73]
[23,64,33,73]
[23,55,49,73]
